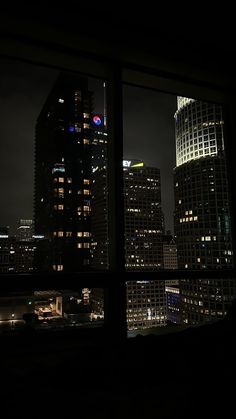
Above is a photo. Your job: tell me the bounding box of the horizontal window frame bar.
[1,29,233,99]
[0,33,111,81]
[0,270,235,293]
[1,15,234,93]
[122,68,229,105]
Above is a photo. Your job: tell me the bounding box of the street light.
[11,313,15,328]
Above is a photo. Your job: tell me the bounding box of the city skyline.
[0,57,176,235]
[1,59,235,329]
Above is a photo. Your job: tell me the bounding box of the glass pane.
[123,86,176,270]
[123,85,235,335]
[0,288,104,334]
[0,57,108,273]
[179,278,235,325]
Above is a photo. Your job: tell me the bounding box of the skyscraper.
[174,97,235,324]
[91,158,165,271]
[91,158,167,330]
[124,160,166,330]
[90,113,108,269]
[124,159,164,270]
[34,74,93,272]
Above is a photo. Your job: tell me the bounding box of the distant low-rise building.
[166,286,181,324]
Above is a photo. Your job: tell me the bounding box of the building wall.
[90,115,108,269]
[124,162,166,329]
[34,74,93,272]
[124,163,164,270]
[174,156,232,270]
[165,286,181,324]
[91,159,167,330]
[174,98,235,324]
[163,243,178,270]
[127,280,166,330]
[175,99,224,167]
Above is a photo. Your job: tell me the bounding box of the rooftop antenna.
[103,81,107,127]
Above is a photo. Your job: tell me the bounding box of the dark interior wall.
[1,6,236,91]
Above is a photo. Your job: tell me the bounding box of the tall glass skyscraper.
[91,158,167,330]
[124,160,166,330]
[174,97,235,324]
[124,160,164,270]
[90,114,108,269]
[34,74,93,272]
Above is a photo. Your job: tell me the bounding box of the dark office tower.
[174,97,235,324]
[124,159,164,270]
[34,74,93,272]
[124,160,166,330]
[90,113,108,269]
[89,113,107,315]
[92,158,164,270]
[0,227,12,273]
[91,157,166,329]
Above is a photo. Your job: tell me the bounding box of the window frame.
[0,27,235,341]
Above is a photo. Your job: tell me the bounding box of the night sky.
[123,86,176,232]
[0,57,176,235]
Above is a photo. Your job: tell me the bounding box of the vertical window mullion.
[105,65,127,340]
[222,100,236,269]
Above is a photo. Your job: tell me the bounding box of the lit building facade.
[124,160,166,330]
[34,74,93,272]
[127,280,166,330]
[16,219,33,242]
[91,158,165,270]
[0,228,14,273]
[163,237,178,270]
[174,97,235,324]
[165,286,181,324]
[0,223,36,273]
[124,160,164,270]
[91,158,167,329]
[88,112,108,317]
[90,113,108,269]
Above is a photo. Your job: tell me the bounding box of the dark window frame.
[0,28,235,341]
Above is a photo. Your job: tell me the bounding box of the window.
[0,33,235,341]
[123,80,235,332]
